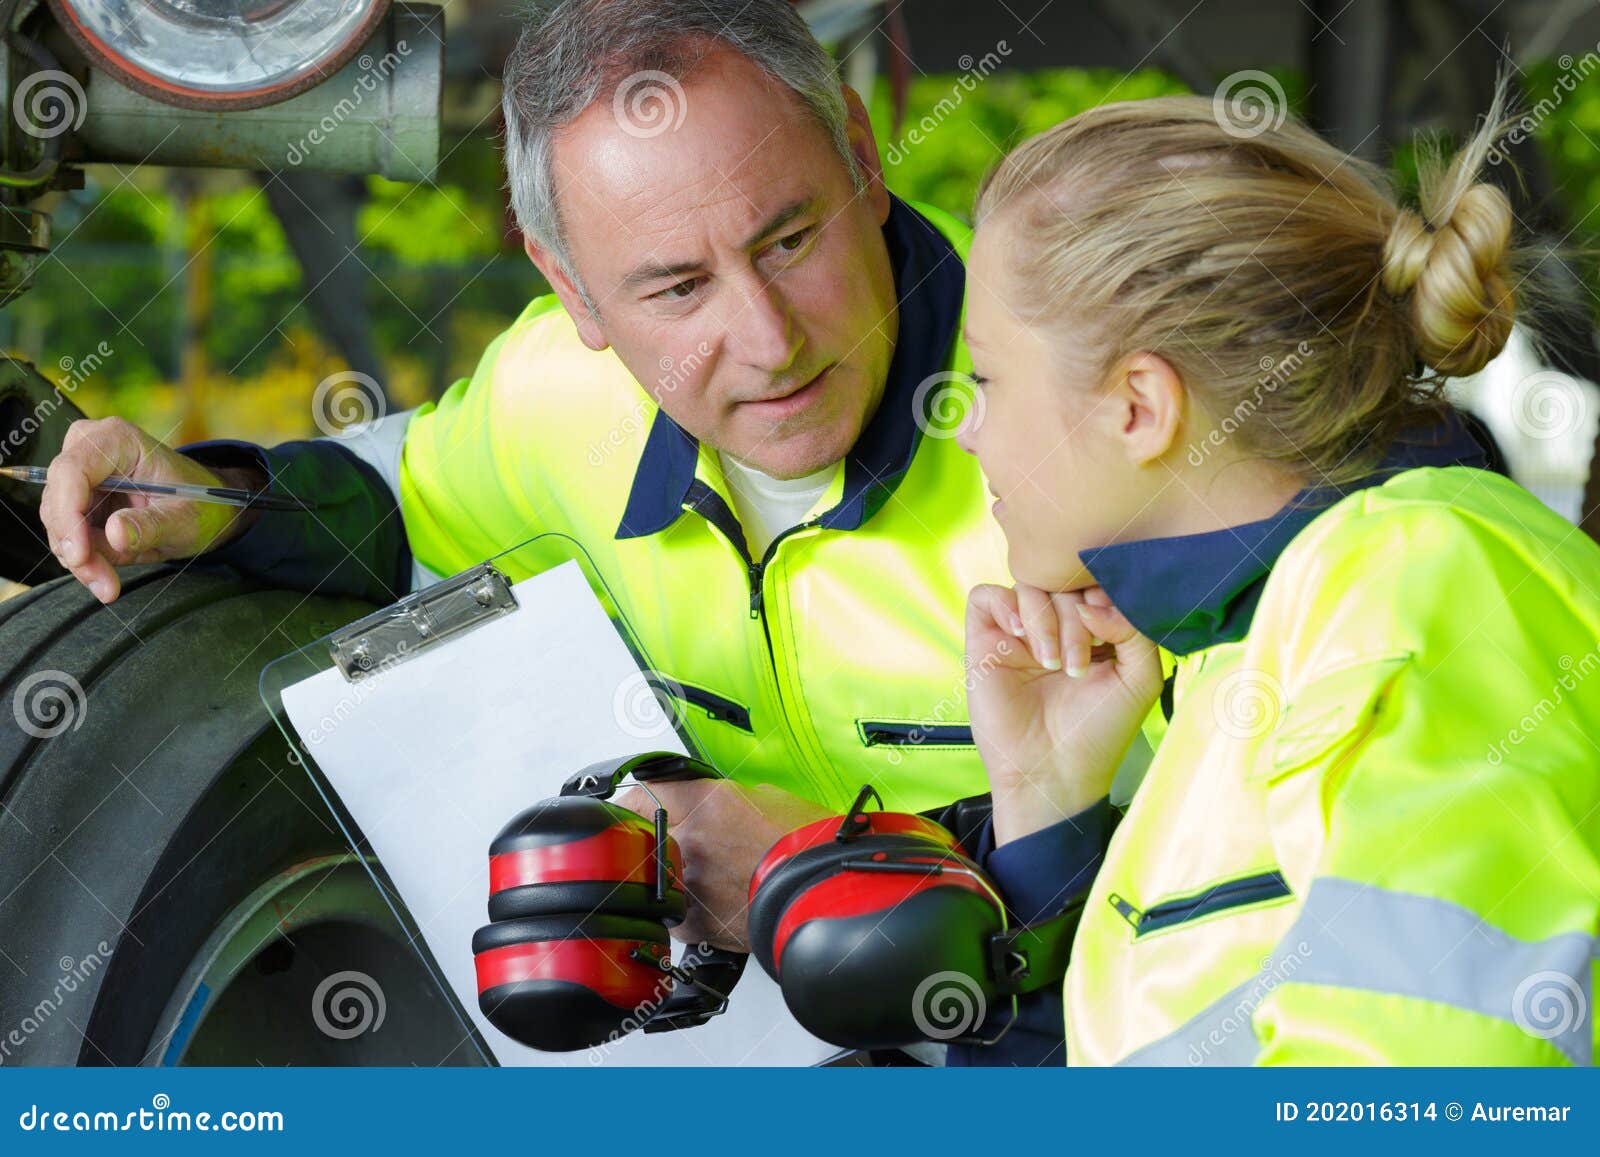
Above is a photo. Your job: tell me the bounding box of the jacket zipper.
[683,482,837,796]
[1108,870,1291,937]
[669,681,753,733]
[859,721,975,746]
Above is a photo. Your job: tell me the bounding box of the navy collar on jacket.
[615,193,966,540]
[1079,412,1490,656]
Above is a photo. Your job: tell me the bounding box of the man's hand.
[614,779,832,952]
[39,417,262,603]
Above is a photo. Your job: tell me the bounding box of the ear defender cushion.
[746,811,968,979]
[746,835,948,977]
[472,912,673,1052]
[772,855,1005,1050]
[490,879,687,923]
[487,795,686,924]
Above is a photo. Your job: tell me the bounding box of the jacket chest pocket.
[1108,869,1293,939]
[652,677,754,733]
[855,720,975,749]
[1259,652,1412,784]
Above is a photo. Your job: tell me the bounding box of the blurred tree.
[3,59,1596,454]
[870,67,1192,217]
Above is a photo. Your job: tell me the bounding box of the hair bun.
[1381,181,1515,377]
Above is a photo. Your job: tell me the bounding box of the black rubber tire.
[0,565,478,1065]
[0,355,83,585]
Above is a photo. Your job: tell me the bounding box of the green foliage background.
[4,61,1597,445]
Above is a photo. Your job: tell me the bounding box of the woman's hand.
[966,582,1164,845]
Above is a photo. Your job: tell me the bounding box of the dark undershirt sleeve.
[943,798,1117,1067]
[179,437,410,605]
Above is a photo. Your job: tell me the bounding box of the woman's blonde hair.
[974,87,1525,484]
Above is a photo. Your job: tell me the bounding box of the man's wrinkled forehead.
[549,45,841,274]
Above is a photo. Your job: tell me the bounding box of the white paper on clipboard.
[277,559,836,1067]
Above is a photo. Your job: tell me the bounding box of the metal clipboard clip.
[326,562,519,682]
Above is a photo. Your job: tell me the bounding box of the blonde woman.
[956,94,1600,1066]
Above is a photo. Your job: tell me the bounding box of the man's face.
[529,44,898,480]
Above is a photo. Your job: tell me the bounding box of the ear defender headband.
[471,751,746,1052]
[748,785,1082,1051]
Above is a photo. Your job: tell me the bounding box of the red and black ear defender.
[747,785,1080,1051]
[471,752,746,1052]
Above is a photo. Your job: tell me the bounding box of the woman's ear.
[1110,352,1185,465]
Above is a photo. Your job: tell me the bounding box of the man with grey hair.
[35,0,1088,1064]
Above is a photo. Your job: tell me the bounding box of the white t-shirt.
[719,451,839,559]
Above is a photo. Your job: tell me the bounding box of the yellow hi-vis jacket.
[1069,464,1600,1065]
[393,198,1006,813]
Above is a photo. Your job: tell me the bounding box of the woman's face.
[957,219,1170,591]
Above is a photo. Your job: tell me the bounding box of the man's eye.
[656,278,703,301]
[773,227,814,255]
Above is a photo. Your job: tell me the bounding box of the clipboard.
[256,532,839,1067]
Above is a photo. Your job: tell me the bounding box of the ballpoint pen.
[0,464,318,512]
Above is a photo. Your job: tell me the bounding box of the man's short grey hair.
[501,0,865,305]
